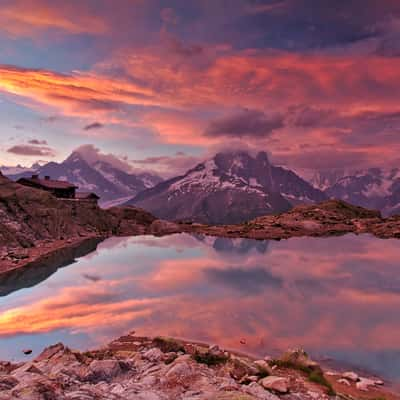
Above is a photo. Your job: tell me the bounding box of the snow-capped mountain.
[5,152,162,206]
[0,163,40,176]
[195,235,270,254]
[294,169,352,191]
[128,151,326,224]
[325,168,400,216]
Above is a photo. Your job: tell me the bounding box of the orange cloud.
[0,65,158,117]
[2,47,400,156]
[0,0,108,36]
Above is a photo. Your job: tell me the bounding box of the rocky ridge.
[181,199,400,240]
[0,174,179,274]
[0,334,396,400]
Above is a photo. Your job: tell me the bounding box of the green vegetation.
[308,370,335,396]
[270,359,335,396]
[152,336,185,353]
[193,351,229,366]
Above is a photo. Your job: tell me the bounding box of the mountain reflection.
[0,233,399,382]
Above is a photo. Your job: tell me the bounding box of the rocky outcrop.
[181,199,399,240]
[0,175,172,274]
[0,334,396,400]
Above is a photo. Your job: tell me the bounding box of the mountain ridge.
[128,151,326,224]
[4,151,163,206]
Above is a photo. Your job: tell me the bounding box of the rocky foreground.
[0,333,397,400]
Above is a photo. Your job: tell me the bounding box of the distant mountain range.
[127,151,326,224]
[4,150,400,222]
[324,168,400,216]
[4,152,162,206]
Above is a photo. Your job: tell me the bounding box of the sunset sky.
[1,0,400,174]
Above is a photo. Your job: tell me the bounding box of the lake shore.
[3,200,400,279]
[0,332,398,400]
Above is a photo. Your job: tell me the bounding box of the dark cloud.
[73,144,131,171]
[7,145,55,157]
[161,8,179,25]
[205,109,283,138]
[204,266,282,294]
[83,122,104,131]
[132,152,201,178]
[28,139,48,145]
[167,35,204,58]
[231,0,400,51]
[286,105,336,128]
[276,149,370,170]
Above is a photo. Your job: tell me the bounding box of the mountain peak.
[64,151,88,165]
[129,150,325,224]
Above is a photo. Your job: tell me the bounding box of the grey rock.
[260,376,289,393]
[143,348,164,362]
[87,359,123,382]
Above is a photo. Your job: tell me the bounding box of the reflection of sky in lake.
[0,234,399,382]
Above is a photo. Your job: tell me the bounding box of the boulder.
[342,371,359,382]
[260,376,289,393]
[228,357,259,380]
[150,220,180,235]
[356,377,377,391]
[244,382,281,399]
[254,360,273,375]
[0,375,19,390]
[86,360,123,382]
[143,348,165,362]
[12,362,43,378]
[35,343,65,362]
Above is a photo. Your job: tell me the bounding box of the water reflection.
[0,234,399,382]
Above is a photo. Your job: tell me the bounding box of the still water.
[0,234,399,382]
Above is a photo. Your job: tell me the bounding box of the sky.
[1,0,400,175]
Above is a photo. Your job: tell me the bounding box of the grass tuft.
[152,337,185,353]
[193,351,229,366]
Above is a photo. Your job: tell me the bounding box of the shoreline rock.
[3,197,400,280]
[0,334,397,400]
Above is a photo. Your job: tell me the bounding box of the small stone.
[356,377,376,391]
[338,378,351,386]
[209,344,219,352]
[260,376,289,393]
[342,371,359,382]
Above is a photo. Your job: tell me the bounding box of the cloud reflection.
[0,234,399,380]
